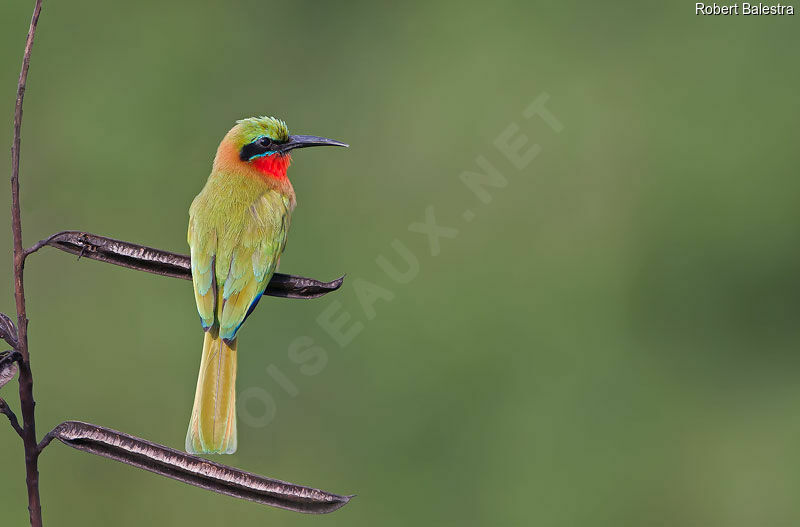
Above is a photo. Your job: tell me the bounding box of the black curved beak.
[278,135,349,153]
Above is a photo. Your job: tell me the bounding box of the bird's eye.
[258,137,274,148]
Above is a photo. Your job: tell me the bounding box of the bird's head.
[218,116,347,180]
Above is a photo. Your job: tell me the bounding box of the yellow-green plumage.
[189,329,238,453]
[188,174,292,338]
[186,117,295,454]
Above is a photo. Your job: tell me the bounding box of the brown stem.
[0,397,24,438]
[10,0,44,525]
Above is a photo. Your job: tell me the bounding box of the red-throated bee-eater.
[186,116,347,454]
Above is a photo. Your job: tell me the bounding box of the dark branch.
[0,398,24,438]
[42,421,352,514]
[10,1,44,525]
[28,231,344,299]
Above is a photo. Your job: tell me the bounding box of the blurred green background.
[2,1,800,525]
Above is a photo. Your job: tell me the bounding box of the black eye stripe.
[240,141,265,161]
[240,137,276,161]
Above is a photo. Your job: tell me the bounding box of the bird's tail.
[186,328,237,454]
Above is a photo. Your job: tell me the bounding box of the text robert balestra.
[696,3,795,14]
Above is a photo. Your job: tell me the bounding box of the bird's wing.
[188,216,218,330]
[217,190,291,341]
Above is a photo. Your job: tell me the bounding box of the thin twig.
[23,232,61,257]
[0,397,24,438]
[35,429,54,453]
[10,0,44,525]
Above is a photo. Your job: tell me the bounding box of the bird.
[186,116,347,454]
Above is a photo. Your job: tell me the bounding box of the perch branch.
[10,0,44,525]
[27,231,344,299]
[40,421,352,514]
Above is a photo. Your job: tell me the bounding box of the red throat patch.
[251,153,291,180]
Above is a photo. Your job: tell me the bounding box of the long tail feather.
[186,329,237,454]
